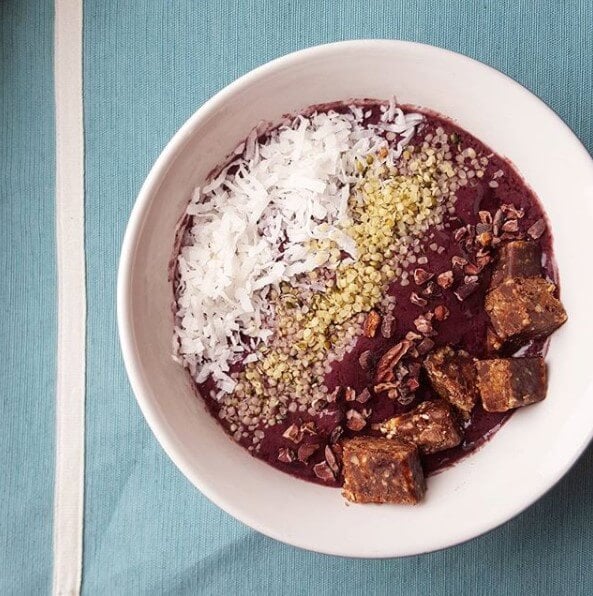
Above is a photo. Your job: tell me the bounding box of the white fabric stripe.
[53,0,85,595]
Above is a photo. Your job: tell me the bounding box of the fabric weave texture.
[2,0,593,594]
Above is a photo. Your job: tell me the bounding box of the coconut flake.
[174,100,423,395]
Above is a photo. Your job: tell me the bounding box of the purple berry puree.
[187,103,556,487]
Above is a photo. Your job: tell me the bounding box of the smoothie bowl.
[118,40,593,557]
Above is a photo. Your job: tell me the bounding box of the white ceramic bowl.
[118,40,593,557]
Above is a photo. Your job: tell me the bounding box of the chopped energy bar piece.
[423,346,478,418]
[379,400,463,454]
[490,240,541,289]
[476,357,548,412]
[485,327,503,355]
[485,277,567,342]
[342,437,425,504]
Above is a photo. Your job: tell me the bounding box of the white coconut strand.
[174,103,423,395]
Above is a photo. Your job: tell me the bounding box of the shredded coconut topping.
[174,102,423,393]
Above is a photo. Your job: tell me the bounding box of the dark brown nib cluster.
[339,205,567,507]
[373,340,419,404]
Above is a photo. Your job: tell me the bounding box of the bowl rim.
[117,39,593,557]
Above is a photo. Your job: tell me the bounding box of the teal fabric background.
[82,1,593,594]
[3,0,593,594]
[1,1,56,594]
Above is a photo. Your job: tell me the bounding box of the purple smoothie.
[186,104,556,486]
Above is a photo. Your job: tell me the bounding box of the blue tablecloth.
[2,0,593,593]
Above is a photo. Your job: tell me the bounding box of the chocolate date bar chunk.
[476,357,548,412]
[490,240,541,289]
[485,327,504,356]
[485,277,567,342]
[380,400,463,454]
[423,346,478,418]
[341,437,425,505]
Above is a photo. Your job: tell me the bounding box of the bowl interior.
[119,41,593,557]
